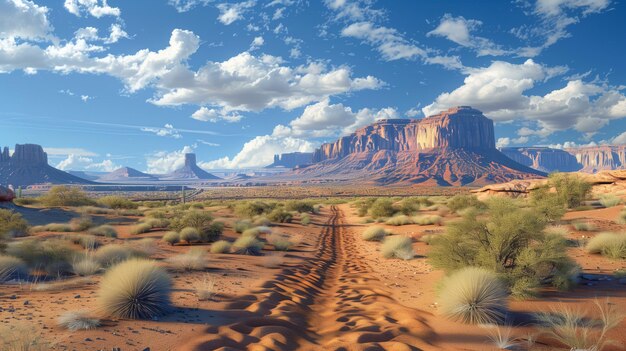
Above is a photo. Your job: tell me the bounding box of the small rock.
[74,295,81,299]
[23,300,29,305]
[84,338,92,342]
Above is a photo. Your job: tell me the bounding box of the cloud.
[496,137,510,148]
[56,154,118,172]
[0,0,52,40]
[200,135,315,169]
[423,59,626,137]
[74,24,128,44]
[146,145,194,174]
[341,22,426,61]
[140,124,182,138]
[196,139,220,146]
[64,0,120,18]
[216,1,255,25]
[272,98,398,138]
[427,14,508,56]
[80,94,93,102]
[168,0,212,12]
[191,107,243,123]
[249,36,264,50]
[612,131,626,144]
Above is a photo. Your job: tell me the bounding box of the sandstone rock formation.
[161,153,221,181]
[0,144,92,187]
[98,167,157,182]
[267,152,314,168]
[501,146,626,173]
[293,106,544,186]
[0,185,15,202]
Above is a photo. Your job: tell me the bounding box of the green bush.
[201,221,223,242]
[141,218,170,229]
[234,219,253,233]
[162,231,180,246]
[439,267,508,324]
[0,209,29,238]
[97,196,138,209]
[267,208,293,223]
[88,225,118,238]
[39,186,96,207]
[399,197,433,215]
[413,215,443,226]
[285,200,315,213]
[573,221,596,231]
[301,214,311,226]
[252,216,271,227]
[381,236,414,259]
[362,226,388,241]
[548,173,592,209]
[530,187,567,222]
[429,197,578,298]
[368,198,396,218]
[586,232,626,259]
[354,198,376,217]
[210,240,231,254]
[98,259,171,319]
[180,227,201,244]
[0,255,28,282]
[169,211,213,233]
[232,236,264,255]
[447,195,485,213]
[234,201,271,218]
[13,197,39,206]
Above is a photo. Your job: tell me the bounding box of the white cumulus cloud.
[140,124,182,138]
[145,145,194,174]
[64,0,120,18]
[216,1,255,25]
[56,154,118,172]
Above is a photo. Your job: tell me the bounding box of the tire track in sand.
[180,206,435,351]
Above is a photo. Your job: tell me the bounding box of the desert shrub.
[381,236,414,259]
[301,214,311,226]
[13,197,39,206]
[78,206,115,215]
[354,198,376,217]
[180,227,201,243]
[0,255,28,282]
[234,201,271,218]
[76,234,98,249]
[267,233,295,251]
[252,216,271,226]
[57,310,100,331]
[130,223,152,235]
[72,257,100,276]
[94,244,137,267]
[385,215,413,226]
[142,217,170,229]
[97,195,138,209]
[439,267,508,324]
[285,200,315,213]
[548,173,592,209]
[573,221,596,231]
[232,236,264,255]
[419,234,439,245]
[145,210,167,218]
[362,226,388,241]
[0,323,50,351]
[201,221,223,242]
[368,198,396,219]
[39,185,96,207]
[88,225,117,238]
[6,239,77,275]
[31,223,73,233]
[599,195,622,208]
[399,197,433,215]
[0,209,29,238]
[167,248,205,271]
[162,231,180,246]
[196,274,217,301]
[413,214,442,225]
[545,225,570,237]
[234,219,253,233]
[529,187,567,222]
[447,195,485,213]
[429,197,578,298]
[210,240,231,254]
[586,232,626,259]
[131,238,157,256]
[267,208,293,223]
[68,215,93,231]
[535,300,624,351]
[189,202,204,209]
[242,227,262,238]
[169,210,213,233]
[98,259,172,319]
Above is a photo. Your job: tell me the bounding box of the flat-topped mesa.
[500,147,581,173]
[9,144,48,165]
[565,145,626,172]
[416,106,495,150]
[268,152,314,168]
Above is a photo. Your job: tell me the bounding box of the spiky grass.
[162,231,180,246]
[413,215,443,225]
[180,227,200,244]
[130,223,152,235]
[381,235,414,259]
[210,240,231,254]
[484,324,518,350]
[94,244,136,267]
[57,310,100,331]
[167,248,205,271]
[385,215,413,226]
[0,255,28,282]
[0,323,50,350]
[267,233,295,251]
[234,219,253,233]
[232,236,264,255]
[439,267,508,324]
[599,195,622,208]
[72,257,101,276]
[196,274,217,301]
[98,259,172,319]
[88,225,118,238]
[362,226,388,241]
[545,225,570,236]
[573,221,596,232]
[586,232,626,258]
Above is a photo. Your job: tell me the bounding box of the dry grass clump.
[439,267,508,324]
[232,236,264,255]
[31,223,73,233]
[535,299,624,351]
[385,215,413,226]
[362,226,388,241]
[88,224,118,238]
[210,240,231,254]
[167,248,205,271]
[6,238,78,276]
[32,277,93,292]
[0,323,50,350]
[267,208,293,223]
[196,274,217,301]
[97,195,138,209]
[617,208,626,224]
[301,214,311,226]
[381,235,414,259]
[57,310,101,331]
[130,222,153,235]
[545,225,570,237]
[573,221,596,231]
[180,227,201,243]
[162,231,180,246]
[131,238,157,256]
[38,185,96,207]
[252,216,271,226]
[413,214,442,225]
[267,233,295,251]
[68,234,98,249]
[78,206,115,215]
[94,244,137,267]
[0,209,30,238]
[599,194,622,208]
[98,259,172,319]
[71,257,101,276]
[0,255,28,282]
[585,232,626,259]
[447,194,486,213]
[69,215,93,231]
[141,217,170,229]
[234,219,253,233]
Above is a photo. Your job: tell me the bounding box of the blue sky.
[0,0,624,173]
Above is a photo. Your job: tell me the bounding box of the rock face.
[161,153,221,181]
[293,107,544,186]
[0,144,92,187]
[98,167,157,182]
[501,145,626,173]
[267,152,314,168]
[0,185,15,202]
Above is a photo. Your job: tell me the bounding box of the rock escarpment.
[98,167,157,182]
[0,144,92,187]
[161,153,221,181]
[501,145,626,173]
[565,146,626,172]
[294,107,544,186]
[268,152,314,168]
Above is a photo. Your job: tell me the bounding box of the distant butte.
[161,153,221,181]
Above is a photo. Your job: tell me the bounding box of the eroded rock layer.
[501,145,626,173]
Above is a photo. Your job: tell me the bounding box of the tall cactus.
[17,186,22,198]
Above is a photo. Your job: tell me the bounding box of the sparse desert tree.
[232,236,264,255]
[429,197,578,298]
[530,187,567,222]
[381,235,414,259]
[548,172,592,209]
[439,267,508,324]
[57,310,100,331]
[362,226,388,241]
[0,209,29,238]
[98,259,172,319]
[39,185,96,207]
